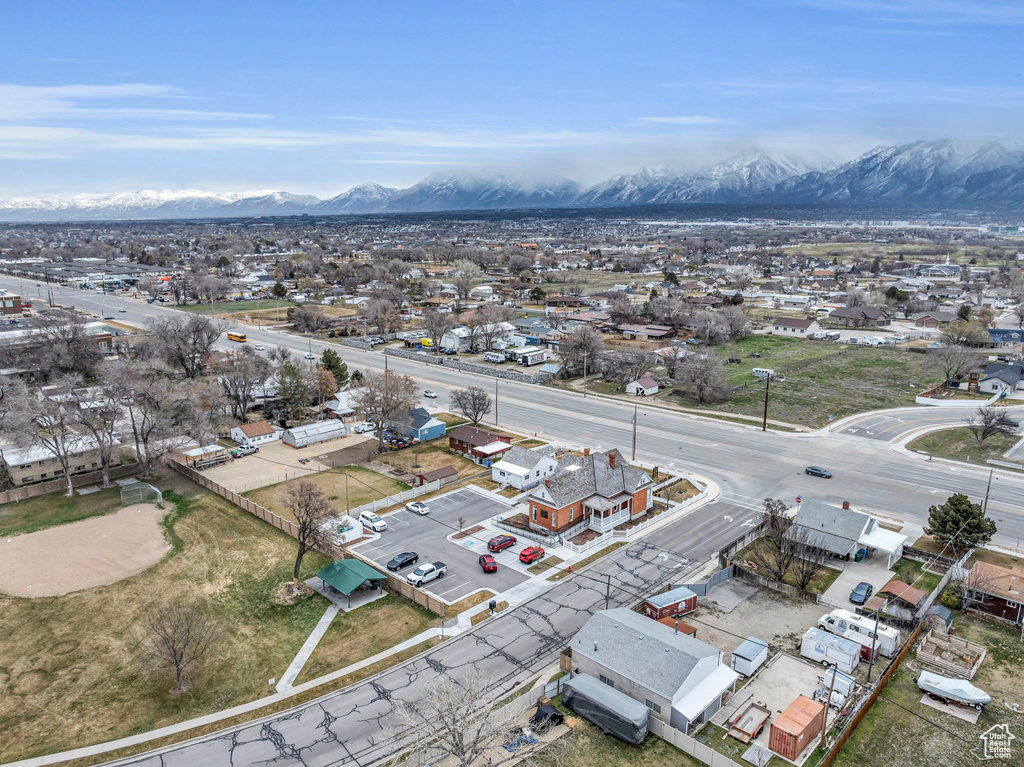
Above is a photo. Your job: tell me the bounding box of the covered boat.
[916,670,990,710]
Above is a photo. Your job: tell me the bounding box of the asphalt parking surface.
[352,488,532,604]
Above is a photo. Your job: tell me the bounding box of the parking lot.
[351,487,531,604]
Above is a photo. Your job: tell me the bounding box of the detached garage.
[282,420,349,448]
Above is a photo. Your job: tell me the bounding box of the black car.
[805,466,833,478]
[850,581,873,605]
[386,552,419,571]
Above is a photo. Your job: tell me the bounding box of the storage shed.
[769,695,825,761]
[644,586,698,620]
[181,444,230,470]
[282,419,349,448]
[730,637,769,677]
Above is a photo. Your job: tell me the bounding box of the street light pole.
[632,405,638,462]
[761,376,771,432]
[495,380,499,427]
[983,468,994,515]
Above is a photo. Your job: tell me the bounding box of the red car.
[519,546,545,564]
[487,534,517,552]
[478,554,497,573]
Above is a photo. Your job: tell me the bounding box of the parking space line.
[431,579,470,598]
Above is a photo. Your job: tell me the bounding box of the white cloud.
[637,115,734,125]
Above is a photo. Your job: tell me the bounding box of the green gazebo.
[316,559,388,607]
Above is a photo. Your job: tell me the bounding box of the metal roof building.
[281,419,349,448]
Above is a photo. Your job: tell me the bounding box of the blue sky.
[2,0,1022,197]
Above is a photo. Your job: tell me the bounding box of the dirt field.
[690,587,826,657]
[202,437,376,492]
[245,466,411,521]
[0,503,169,597]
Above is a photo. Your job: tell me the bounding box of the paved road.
[4,277,1024,766]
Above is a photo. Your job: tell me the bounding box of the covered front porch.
[587,494,633,533]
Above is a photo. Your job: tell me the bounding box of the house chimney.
[842,501,850,510]
[594,642,598,652]
[545,478,551,488]
[609,452,617,469]
[584,447,590,456]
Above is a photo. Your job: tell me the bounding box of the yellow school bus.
[227,332,247,343]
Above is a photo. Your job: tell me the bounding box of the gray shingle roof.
[529,449,649,508]
[573,609,719,700]
[787,500,872,557]
[494,445,545,471]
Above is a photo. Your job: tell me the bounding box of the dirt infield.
[0,503,170,597]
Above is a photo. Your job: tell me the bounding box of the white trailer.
[817,609,902,657]
[800,628,860,674]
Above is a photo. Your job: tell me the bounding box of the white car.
[359,511,388,532]
[304,352,317,360]
[118,307,126,313]
[423,390,438,399]
[352,422,375,434]
[253,343,265,351]
[406,501,430,515]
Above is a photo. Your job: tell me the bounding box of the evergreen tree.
[319,348,349,387]
[924,493,996,552]
[274,362,310,425]
[271,281,287,298]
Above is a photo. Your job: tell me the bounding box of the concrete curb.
[887,423,1024,480]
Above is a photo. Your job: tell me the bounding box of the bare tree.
[135,600,222,693]
[31,311,102,376]
[558,326,604,376]
[149,314,225,378]
[453,259,482,310]
[4,376,85,496]
[422,309,456,352]
[283,480,333,586]
[313,367,337,409]
[926,345,979,386]
[940,320,989,347]
[964,407,1019,447]
[220,351,272,420]
[1014,303,1024,330]
[70,385,122,488]
[351,371,419,450]
[690,310,728,345]
[673,352,729,404]
[391,668,574,767]
[718,305,752,340]
[450,386,492,424]
[789,528,831,591]
[746,498,798,582]
[952,564,1000,613]
[289,305,328,333]
[601,349,653,391]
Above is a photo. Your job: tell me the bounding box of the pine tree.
[274,362,310,426]
[271,281,287,298]
[924,493,996,552]
[318,348,349,387]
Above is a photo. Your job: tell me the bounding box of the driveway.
[203,436,376,492]
[351,487,529,604]
[822,554,895,606]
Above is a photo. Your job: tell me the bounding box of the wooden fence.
[0,462,141,505]
[169,460,448,617]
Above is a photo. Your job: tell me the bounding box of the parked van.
[420,338,433,347]
[848,336,860,344]
[483,351,506,363]
[752,367,775,380]
[817,609,902,657]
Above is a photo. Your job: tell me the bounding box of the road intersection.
[4,276,1024,767]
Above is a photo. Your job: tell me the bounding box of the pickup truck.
[407,561,447,587]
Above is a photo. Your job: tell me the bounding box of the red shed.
[769,695,825,761]
[644,585,697,620]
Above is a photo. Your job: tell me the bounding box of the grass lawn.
[657,479,700,503]
[550,542,628,581]
[445,590,496,617]
[377,438,480,478]
[293,595,438,684]
[696,336,940,428]
[892,557,942,596]
[735,539,842,594]
[469,476,502,491]
[435,412,470,428]
[834,616,1024,767]
[528,555,564,576]
[0,484,132,538]
[907,427,1021,468]
[179,298,292,314]
[515,438,547,448]
[0,473,335,762]
[244,465,410,520]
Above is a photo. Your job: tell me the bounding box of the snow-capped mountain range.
[3,140,1023,222]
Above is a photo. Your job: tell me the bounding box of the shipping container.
[769,695,825,761]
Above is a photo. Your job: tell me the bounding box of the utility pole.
[494,380,499,426]
[582,349,587,398]
[632,405,638,462]
[867,605,881,684]
[819,669,837,750]
[345,470,350,513]
[605,574,611,609]
[983,468,994,515]
[761,376,771,432]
